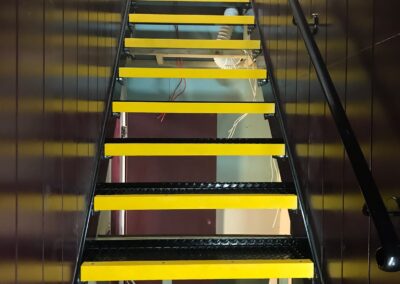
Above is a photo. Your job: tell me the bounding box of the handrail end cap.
[376,246,400,272]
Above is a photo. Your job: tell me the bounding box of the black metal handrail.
[288,0,399,272]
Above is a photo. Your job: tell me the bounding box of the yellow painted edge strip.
[129,14,255,25]
[136,0,250,3]
[104,143,285,156]
[112,102,275,114]
[125,38,260,49]
[81,259,314,281]
[94,194,298,210]
[119,67,267,79]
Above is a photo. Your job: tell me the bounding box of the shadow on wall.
[0,0,126,282]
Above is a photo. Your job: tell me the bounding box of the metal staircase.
[77,0,316,282]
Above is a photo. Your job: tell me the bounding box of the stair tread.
[105,138,283,143]
[94,182,297,210]
[81,237,314,281]
[83,236,311,261]
[134,0,251,2]
[114,100,270,103]
[118,67,267,79]
[112,101,274,114]
[124,38,260,49]
[104,138,285,156]
[129,13,254,25]
[96,182,295,194]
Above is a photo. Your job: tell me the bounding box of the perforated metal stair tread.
[96,182,295,194]
[80,237,314,281]
[83,236,311,260]
[94,182,297,210]
[132,0,251,11]
[105,138,284,143]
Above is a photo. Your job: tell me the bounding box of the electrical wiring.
[157,68,186,122]
[226,77,257,137]
[270,147,282,229]
[157,25,187,123]
[157,76,184,122]
[269,155,282,229]
[225,49,257,138]
[272,206,280,229]
[222,48,282,230]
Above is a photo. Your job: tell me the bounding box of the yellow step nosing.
[112,101,275,114]
[124,38,261,50]
[129,14,255,25]
[119,67,267,79]
[81,259,314,281]
[104,142,286,156]
[94,193,298,210]
[135,0,250,2]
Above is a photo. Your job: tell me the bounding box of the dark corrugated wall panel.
[254,0,400,283]
[0,0,126,282]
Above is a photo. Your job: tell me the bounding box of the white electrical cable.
[119,112,127,236]
[220,8,281,230]
[226,52,257,138]
[271,148,282,229]
[269,148,280,229]
[272,207,280,229]
[229,44,282,229]
[274,158,281,181]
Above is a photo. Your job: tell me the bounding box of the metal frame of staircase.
[72,0,317,283]
[74,0,318,281]
[71,0,400,282]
